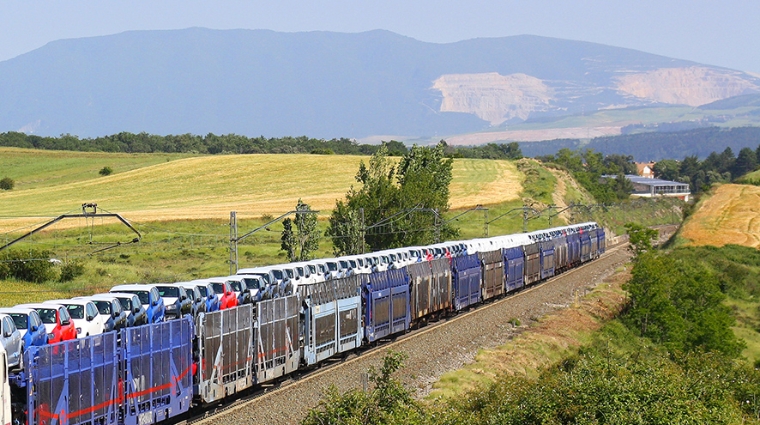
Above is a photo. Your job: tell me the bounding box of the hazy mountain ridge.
[0,28,758,139]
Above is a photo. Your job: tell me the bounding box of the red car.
[208,281,238,310]
[17,303,77,343]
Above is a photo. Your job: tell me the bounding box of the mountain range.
[1,28,759,141]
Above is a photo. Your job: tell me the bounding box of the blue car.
[110,284,166,323]
[0,307,47,349]
[190,281,220,312]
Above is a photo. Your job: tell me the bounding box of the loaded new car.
[0,307,47,350]
[175,283,206,317]
[16,303,77,343]
[108,293,148,327]
[0,314,23,370]
[110,284,165,323]
[76,294,129,331]
[44,299,106,338]
[155,284,192,319]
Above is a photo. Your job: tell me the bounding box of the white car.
[44,299,106,338]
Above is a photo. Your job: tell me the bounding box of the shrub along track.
[186,243,633,425]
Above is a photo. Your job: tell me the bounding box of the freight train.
[3,222,605,425]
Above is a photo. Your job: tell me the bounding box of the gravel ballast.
[197,245,633,425]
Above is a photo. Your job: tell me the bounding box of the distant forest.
[0,131,523,160]
[519,126,760,161]
[3,126,758,163]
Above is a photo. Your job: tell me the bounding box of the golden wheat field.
[0,153,521,232]
[680,184,760,248]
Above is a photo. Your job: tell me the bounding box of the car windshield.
[184,288,195,300]
[271,270,283,280]
[65,305,85,319]
[93,301,111,315]
[327,262,338,271]
[117,297,132,311]
[228,280,242,292]
[197,286,208,297]
[210,283,224,294]
[37,308,58,324]
[285,269,294,279]
[157,286,180,298]
[242,278,260,290]
[9,314,27,330]
[131,291,150,305]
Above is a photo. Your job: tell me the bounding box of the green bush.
[439,323,748,425]
[99,166,113,176]
[303,351,418,425]
[59,260,86,282]
[310,148,334,155]
[622,250,744,356]
[0,249,56,283]
[0,176,14,190]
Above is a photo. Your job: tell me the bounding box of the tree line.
[0,131,523,160]
[654,145,760,193]
[536,149,636,203]
[519,126,760,162]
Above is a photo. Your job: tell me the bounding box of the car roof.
[237,265,283,274]
[45,299,92,306]
[16,303,62,310]
[0,307,38,316]
[104,292,140,299]
[192,277,229,284]
[111,284,156,291]
[78,294,119,301]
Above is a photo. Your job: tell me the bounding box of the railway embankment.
[203,244,635,425]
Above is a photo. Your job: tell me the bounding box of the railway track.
[181,240,632,425]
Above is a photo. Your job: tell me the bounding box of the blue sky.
[2,0,759,73]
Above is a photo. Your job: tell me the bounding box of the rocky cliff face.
[429,66,760,130]
[432,73,553,125]
[615,66,759,106]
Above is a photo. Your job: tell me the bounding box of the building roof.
[624,175,689,187]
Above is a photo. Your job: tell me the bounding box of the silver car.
[0,313,23,370]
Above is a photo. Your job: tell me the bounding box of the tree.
[280,199,320,262]
[624,222,658,256]
[302,351,416,425]
[383,140,408,156]
[653,159,680,181]
[603,154,637,174]
[328,142,455,254]
[623,250,743,356]
[717,147,736,175]
[608,173,634,200]
[732,147,757,179]
[499,142,523,159]
[0,177,14,190]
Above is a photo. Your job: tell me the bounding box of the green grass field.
[0,147,193,191]
[0,150,520,231]
[0,148,681,306]
[0,148,527,304]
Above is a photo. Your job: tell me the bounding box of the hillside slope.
[679,183,760,248]
[1,29,758,140]
[0,151,521,231]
